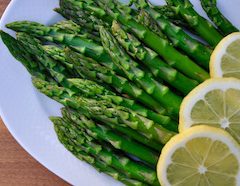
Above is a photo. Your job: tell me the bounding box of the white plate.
[0,0,239,185]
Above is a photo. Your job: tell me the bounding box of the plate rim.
[0,1,121,185]
[0,0,68,183]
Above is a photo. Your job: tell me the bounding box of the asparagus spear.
[65,49,168,116]
[27,41,175,129]
[33,77,176,144]
[131,0,212,69]
[3,31,176,131]
[16,32,76,88]
[6,21,104,60]
[67,78,178,132]
[0,31,51,80]
[37,76,162,152]
[54,8,100,33]
[152,5,189,29]
[112,21,199,94]
[200,0,239,35]
[63,0,209,83]
[52,20,85,34]
[59,0,113,25]
[56,133,147,186]
[136,9,167,39]
[61,108,160,165]
[137,8,197,39]
[52,116,159,185]
[52,20,101,43]
[152,5,201,36]
[56,3,111,29]
[6,21,123,76]
[43,45,74,70]
[165,0,223,46]
[100,27,182,117]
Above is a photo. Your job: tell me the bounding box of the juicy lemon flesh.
[167,137,239,186]
[190,88,240,143]
[221,39,240,78]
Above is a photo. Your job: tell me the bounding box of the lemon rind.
[179,78,240,132]
[157,125,240,186]
[210,32,240,78]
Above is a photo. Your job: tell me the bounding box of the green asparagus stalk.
[137,8,197,41]
[56,132,147,186]
[33,77,176,144]
[59,0,113,25]
[67,78,178,132]
[63,0,209,82]
[54,8,99,33]
[55,5,111,30]
[43,45,74,70]
[136,9,167,39]
[61,108,160,165]
[131,0,212,69]
[52,116,159,185]
[4,32,175,132]
[153,5,190,29]
[52,20,101,43]
[16,32,76,87]
[0,31,51,80]
[37,76,162,151]
[6,21,103,59]
[165,0,223,46]
[65,49,168,116]
[6,21,123,76]
[52,20,85,34]
[100,27,182,117]
[39,47,174,128]
[200,0,239,35]
[112,21,199,94]
[28,41,175,129]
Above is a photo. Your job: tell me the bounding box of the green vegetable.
[6,21,124,76]
[0,31,50,80]
[20,40,168,129]
[33,77,176,145]
[112,21,199,94]
[165,0,223,46]
[136,9,167,39]
[132,0,212,69]
[152,5,190,30]
[64,0,209,82]
[68,78,178,132]
[54,7,101,34]
[66,49,168,116]
[16,32,75,87]
[100,27,182,117]
[62,107,160,165]
[52,116,159,185]
[43,45,74,70]
[52,19,101,43]
[200,0,238,35]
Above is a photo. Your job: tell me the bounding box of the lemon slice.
[157,125,240,186]
[179,78,240,143]
[210,32,240,79]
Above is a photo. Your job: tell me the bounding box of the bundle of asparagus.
[1,0,238,185]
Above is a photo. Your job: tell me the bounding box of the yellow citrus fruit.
[179,78,240,143]
[157,125,240,186]
[210,32,240,79]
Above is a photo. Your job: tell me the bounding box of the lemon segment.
[157,125,240,186]
[179,78,240,143]
[210,32,240,79]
